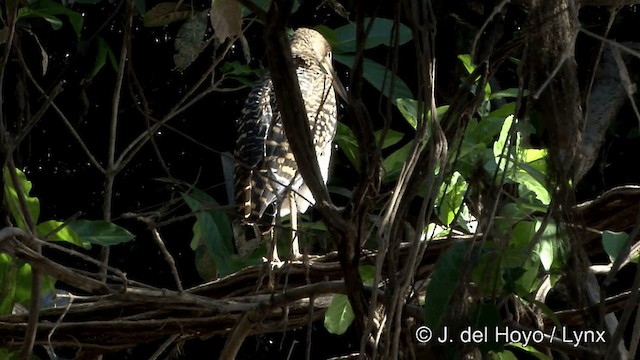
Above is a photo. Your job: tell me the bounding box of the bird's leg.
[289,191,302,260]
[254,223,280,264]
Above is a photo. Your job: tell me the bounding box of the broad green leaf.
[359,265,375,285]
[183,189,235,277]
[13,261,56,308]
[334,54,413,101]
[323,265,374,335]
[36,220,90,249]
[489,88,523,100]
[602,231,635,264]
[0,253,18,315]
[493,115,515,162]
[89,37,117,78]
[191,221,218,280]
[472,248,503,296]
[382,142,412,182]
[174,10,209,70]
[458,54,475,75]
[18,0,83,37]
[471,302,503,353]
[375,129,403,149]
[424,241,468,330]
[335,122,359,170]
[68,220,135,246]
[533,220,557,272]
[143,2,192,27]
[396,97,448,130]
[3,167,40,230]
[324,294,354,335]
[505,343,551,360]
[331,18,412,54]
[437,171,468,226]
[458,54,491,99]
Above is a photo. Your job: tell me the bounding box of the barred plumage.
[234,28,338,225]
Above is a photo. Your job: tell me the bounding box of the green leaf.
[89,36,117,78]
[506,341,552,359]
[143,2,192,27]
[493,115,515,162]
[533,220,557,272]
[471,248,503,296]
[437,171,468,226]
[334,54,413,101]
[36,220,90,249]
[375,129,403,149]
[489,88,523,101]
[382,142,412,182]
[11,260,55,308]
[3,166,40,230]
[458,54,475,75]
[331,18,412,54]
[174,10,209,70]
[183,189,236,277]
[18,0,83,37]
[323,265,375,335]
[602,231,635,264]
[424,241,468,330]
[68,220,135,246]
[395,97,448,130]
[335,122,359,170]
[0,254,18,315]
[324,294,354,335]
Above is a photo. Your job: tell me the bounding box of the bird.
[234,28,341,260]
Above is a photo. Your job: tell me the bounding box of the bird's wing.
[235,78,301,222]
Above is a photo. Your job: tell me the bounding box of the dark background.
[6,0,640,358]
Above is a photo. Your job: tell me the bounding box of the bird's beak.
[321,58,348,103]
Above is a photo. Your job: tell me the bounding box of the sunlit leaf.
[0,254,18,315]
[395,98,448,130]
[323,266,373,335]
[437,171,468,226]
[2,167,40,230]
[36,220,90,249]
[143,2,192,27]
[68,220,135,246]
[324,294,354,335]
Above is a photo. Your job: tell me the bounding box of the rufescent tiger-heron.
[234,28,345,261]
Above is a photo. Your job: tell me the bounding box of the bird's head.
[291,28,348,102]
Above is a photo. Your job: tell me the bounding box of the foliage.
[1,0,639,358]
[1,166,134,318]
